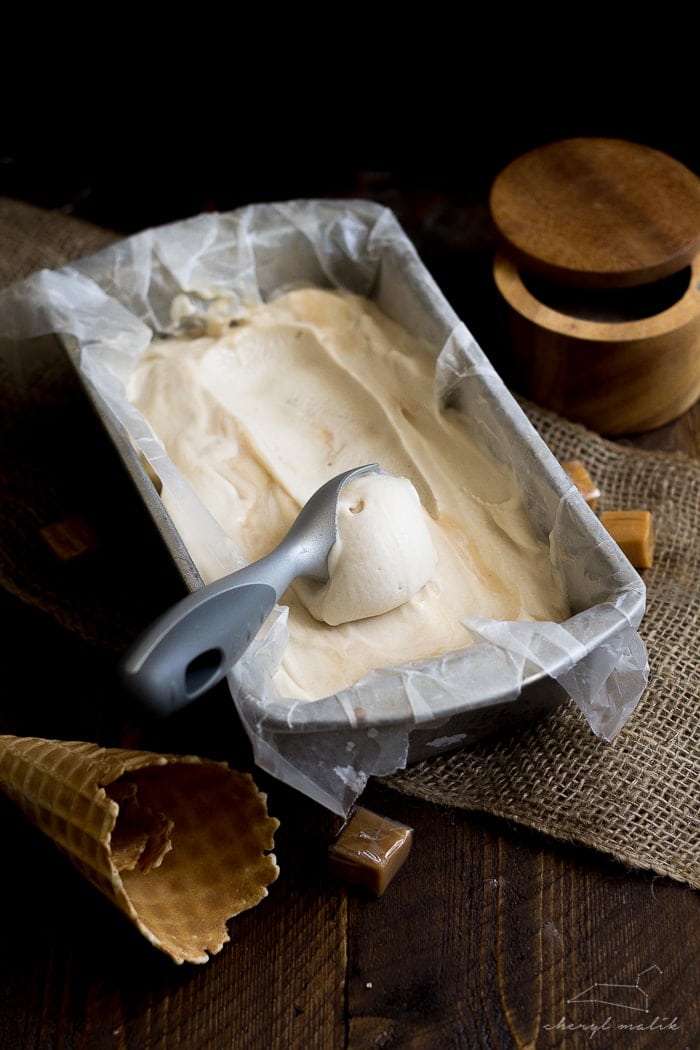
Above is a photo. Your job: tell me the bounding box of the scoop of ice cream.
[295,472,438,626]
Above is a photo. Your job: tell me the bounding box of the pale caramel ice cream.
[295,470,439,626]
[127,287,570,701]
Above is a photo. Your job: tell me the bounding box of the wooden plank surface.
[1,688,697,1049]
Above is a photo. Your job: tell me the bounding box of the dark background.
[2,114,697,237]
[2,32,698,238]
[2,41,697,378]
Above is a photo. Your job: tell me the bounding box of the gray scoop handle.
[120,465,378,717]
[120,551,289,717]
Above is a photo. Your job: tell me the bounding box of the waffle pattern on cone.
[0,736,280,964]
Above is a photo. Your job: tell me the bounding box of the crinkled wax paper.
[0,200,648,815]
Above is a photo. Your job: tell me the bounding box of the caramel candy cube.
[328,807,413,896]
[39,514,102,561]
[599,510,654,569]
[562,459,601,510]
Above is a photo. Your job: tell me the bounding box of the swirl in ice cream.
[127,287,570,701]
[296,471,438,626]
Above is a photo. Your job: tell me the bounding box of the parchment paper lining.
[0,200,648,814]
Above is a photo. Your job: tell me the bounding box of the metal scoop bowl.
[120,464,379,717]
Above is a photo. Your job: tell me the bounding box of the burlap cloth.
[1,197,698,889]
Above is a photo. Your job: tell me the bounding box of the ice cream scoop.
[121,464,379,716]
[295,471,438,625]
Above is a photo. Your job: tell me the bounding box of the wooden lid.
[489,137,700,288]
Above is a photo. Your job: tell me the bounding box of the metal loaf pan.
[40,199,647,813]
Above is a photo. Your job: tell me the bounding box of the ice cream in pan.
[122,286,570,712]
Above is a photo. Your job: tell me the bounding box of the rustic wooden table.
[0,185,698,1050]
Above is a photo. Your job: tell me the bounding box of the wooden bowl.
[489,138,700,434]
[493,251,700,435]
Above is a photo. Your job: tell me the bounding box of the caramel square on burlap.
[1,196,697,889]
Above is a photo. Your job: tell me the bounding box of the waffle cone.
[0,735,280,964]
